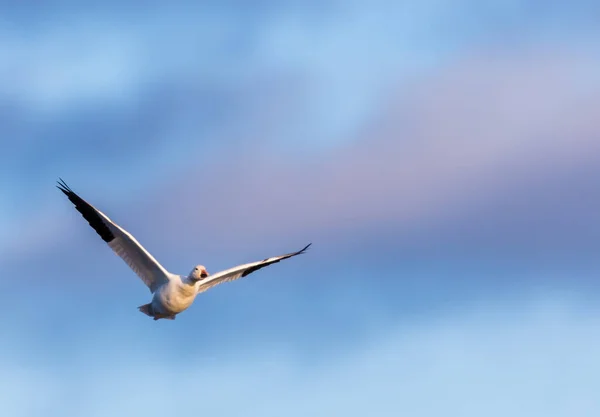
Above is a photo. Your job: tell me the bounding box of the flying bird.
[56,178,310,321]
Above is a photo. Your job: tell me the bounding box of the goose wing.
[57,178,171,293]
[197,244,311,294]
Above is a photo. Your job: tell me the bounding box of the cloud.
[0,23,144,113]
[6,43,598,267]
[128,44,600,259]
[0,6,265,116]
[2,292,599,417]
[4,22,600,267]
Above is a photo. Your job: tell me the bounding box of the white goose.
[57,179,311,321]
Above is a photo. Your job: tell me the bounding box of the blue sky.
[1,1,600,416]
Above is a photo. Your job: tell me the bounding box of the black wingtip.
[56,177,72,194]
[295,243,311,256]
[55,178,116,243]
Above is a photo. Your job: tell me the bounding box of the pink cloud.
[135,45,600,255]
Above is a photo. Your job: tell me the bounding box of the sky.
[1,1,600,416]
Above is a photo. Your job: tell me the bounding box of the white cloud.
[0,13,242,114]
[0,22,146,113]
[2,293,599,416]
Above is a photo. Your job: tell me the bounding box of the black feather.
[56,179,115,243]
